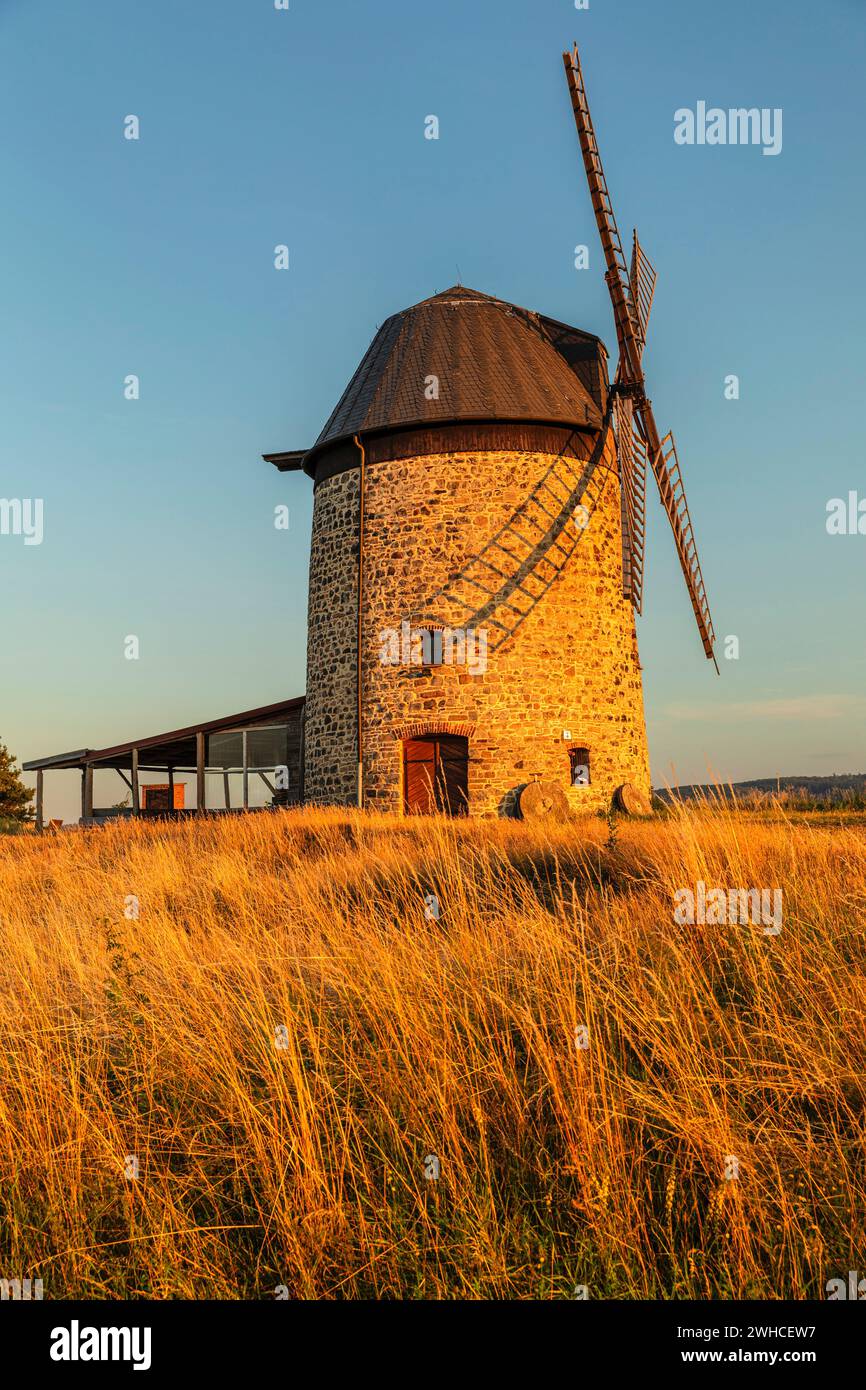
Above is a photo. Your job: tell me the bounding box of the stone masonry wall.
[303,467,360,804]
[304,434,651,814]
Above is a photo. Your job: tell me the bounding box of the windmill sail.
[637,415,716,664]
[563,42,717,665]
[615,392,646,611]
[629,231,656,359]
[563,46,643,385]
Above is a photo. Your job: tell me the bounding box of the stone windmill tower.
[265,45,716,818]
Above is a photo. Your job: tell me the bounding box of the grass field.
[0,803,863,1299]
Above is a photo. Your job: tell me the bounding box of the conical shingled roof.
[306,286,607,465]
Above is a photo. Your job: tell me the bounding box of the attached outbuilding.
[23,698,304,829]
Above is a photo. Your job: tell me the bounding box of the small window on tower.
[418,625,444,667]
[569,747,590,787]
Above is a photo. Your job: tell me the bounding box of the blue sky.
[0,0,864,820]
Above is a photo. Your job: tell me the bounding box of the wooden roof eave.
[22,697,306,772]
[262,449,309,472]
[22,749,92,772]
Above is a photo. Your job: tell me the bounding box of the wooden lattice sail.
[564,43,717,667]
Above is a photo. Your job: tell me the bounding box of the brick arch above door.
[391,720,477,741]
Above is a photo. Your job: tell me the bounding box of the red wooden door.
[403,736,468,816]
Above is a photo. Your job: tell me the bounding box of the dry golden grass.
[0,803,863,1299]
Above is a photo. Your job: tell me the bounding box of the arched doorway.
[403,734,469,816]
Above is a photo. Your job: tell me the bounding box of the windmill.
[563,43,718,670]
[267,44,724,816]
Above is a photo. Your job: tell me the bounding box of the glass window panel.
[207,731,243,769]
[245,724,290,770]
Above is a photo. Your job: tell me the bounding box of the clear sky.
[1,0,864,821]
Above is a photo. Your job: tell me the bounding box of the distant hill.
[656,774,866,807]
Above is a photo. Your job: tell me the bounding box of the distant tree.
[0,741,34,824]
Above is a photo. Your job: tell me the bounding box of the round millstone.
[518,780,570,821]
[614,782,652,816]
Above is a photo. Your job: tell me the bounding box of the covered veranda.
[23,697,305,831]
